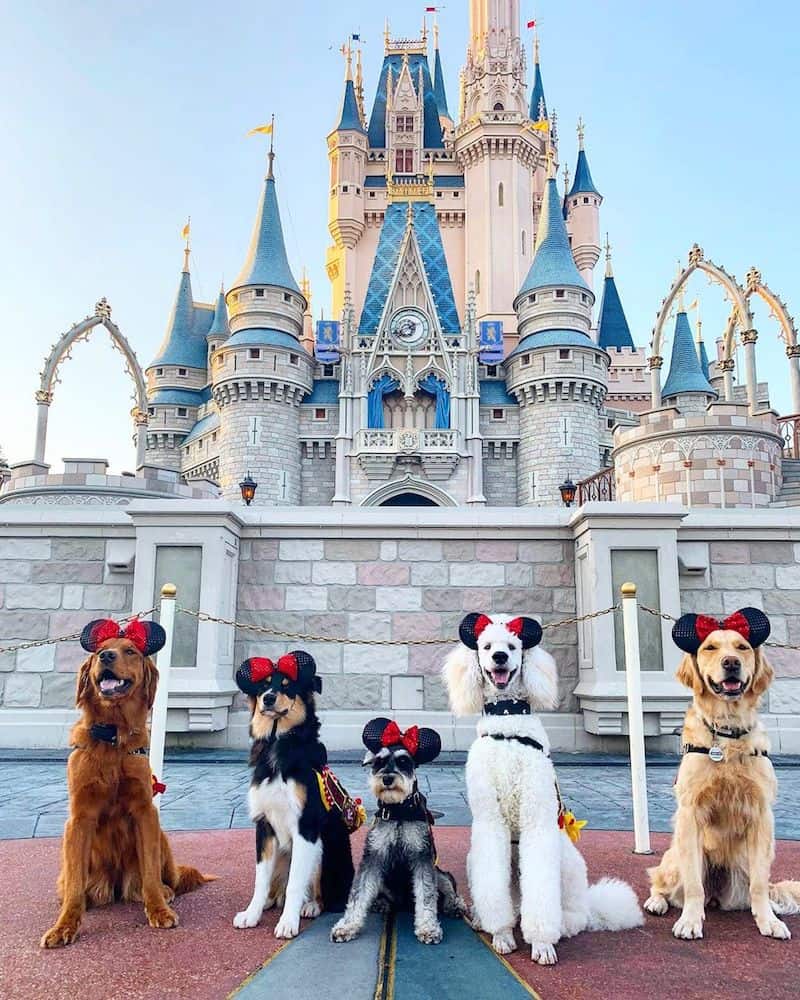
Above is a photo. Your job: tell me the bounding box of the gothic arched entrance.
[380,493,438,507]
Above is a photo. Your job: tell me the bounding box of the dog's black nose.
[98,649,116,665]
[262,691,277,707]
[382,775,395,787]
[722,657,741,673]
[492,651,509,665]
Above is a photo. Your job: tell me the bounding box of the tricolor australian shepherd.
[232,650,355,938]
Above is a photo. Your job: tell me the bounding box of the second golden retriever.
[645,607,800,939]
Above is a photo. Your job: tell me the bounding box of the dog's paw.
[491,928,517,954]
[331,920,360,942]
[146,904,178,929]
[644,894,669,916]
[415,922,443,945]
[274,914,300,939]
[530,941,558,965]
[40,922,80,949]
[756,914,791,940]
[233,908,263,929]
[300,900,322,919]
[672,912,704,939]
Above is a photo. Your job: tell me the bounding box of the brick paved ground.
[2,752,799,840]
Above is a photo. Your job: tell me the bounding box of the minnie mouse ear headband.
[80,618,166,657]
[458,612,542,651]
[672,608,771,655]
[362,717,442,766]
[236,650,321,698]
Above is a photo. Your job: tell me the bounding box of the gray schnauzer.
[331,718,467,945]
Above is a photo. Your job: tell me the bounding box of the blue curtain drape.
[367,374,400,429]
[418,374,451,429]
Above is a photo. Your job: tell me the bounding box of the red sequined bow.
[695,612,751,643]
[381,721,420,756]
[249,654,299,683]
[90,618,148,654]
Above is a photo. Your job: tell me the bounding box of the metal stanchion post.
[621,582,652,854]
[150,583,176,814]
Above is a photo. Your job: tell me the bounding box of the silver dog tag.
[708,744,724,763]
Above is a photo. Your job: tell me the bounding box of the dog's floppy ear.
[459,612,491,650]
[288,649,322,694]
[143,657,159,710]
[124,619,167,657]
[522,645,559,710]
[414,727,442,765]
[676,652,703,695]
[507,616,542,650]
[236,657,274,696]
[442,644,484,716]
[80,619,121,652]
[75,655,94,709]
[750,647,775,699]
[734,607,771,648]
[362,716,392,753]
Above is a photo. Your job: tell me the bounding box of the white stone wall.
[216,398,302,505]
[517,398,602,506]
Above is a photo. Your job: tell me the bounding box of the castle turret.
[661,308,717,413]
[564,120,602,290]
[327,45,368,318]
[432,22,453,131]
[597,243,635,351]
[213,144,312,504]
[507,170,608,504]
[529,34,547,122]
[206,284,229,358]
[145,244,213,471]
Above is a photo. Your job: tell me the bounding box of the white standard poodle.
[443,612,643,965]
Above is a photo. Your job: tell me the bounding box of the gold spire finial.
[355,45,365,125]
[534,29,540,63]
[384,17,390,52]
[562,161,569,192]
[342,40,353,80]
[182,216,191,273]
[266,114,276,179]
[605,233,613,278]
[434,19,439,49]
[577,116,585,150]
[300,267,312,305]
[545,143,555,180]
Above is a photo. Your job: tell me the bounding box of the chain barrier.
[0,608,158,657]
[176,604,620,646]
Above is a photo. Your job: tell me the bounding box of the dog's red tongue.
[491,667,510,687]
[722,679,742,692]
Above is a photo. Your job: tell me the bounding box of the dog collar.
[482,733,547,754]
[702,719,752,741]
[375,790,431,824]
[483,698,531,717]
[683,743,768,761]
[71,723,148,756]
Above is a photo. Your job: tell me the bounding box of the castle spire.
[517,173,589,297]
[433,20,453,123]
[568,118,601,197]
[597,237,635,350]
[529,31,547,121]
[335,43,366,133]
[148,247,206,369]
[206,283,229,341]
[661,309,716,400]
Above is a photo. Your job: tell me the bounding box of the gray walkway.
[2,753,800,841]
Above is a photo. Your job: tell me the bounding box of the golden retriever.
[40,618,213,948]
[645,607,800,940]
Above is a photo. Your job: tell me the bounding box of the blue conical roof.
[207,287,229,339]
[597,275,634,350]
[518,177,588,296]
[699,338,711,380]
[337,78,365,132]
[149,266,209,369]
[568,148,600,197]
[433,46,451,120]
[529,56,547,121]
[662,312,716,399]
[232,167,300,294]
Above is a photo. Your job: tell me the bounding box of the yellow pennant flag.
[181,221,190,240]
[530,119,550,132]
[246,123,274,137]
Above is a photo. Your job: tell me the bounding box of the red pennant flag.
[527,19,537,28]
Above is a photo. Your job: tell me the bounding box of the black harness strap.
[375,790,431,824]
[72,723,148,756]
[482,733,547,754]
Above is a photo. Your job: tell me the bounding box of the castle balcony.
[353,427,461,481]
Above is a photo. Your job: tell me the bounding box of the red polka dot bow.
[249,654,299,683]
[380,721,420,756]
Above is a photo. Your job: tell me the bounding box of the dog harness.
[315,765,366,833]
[374,789,432,824]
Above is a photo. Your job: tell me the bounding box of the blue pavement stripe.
[229,913,383,1000]
[390,914,541,1000]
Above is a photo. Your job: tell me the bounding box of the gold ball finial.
[160,583,177,599]
[621,582,637,597]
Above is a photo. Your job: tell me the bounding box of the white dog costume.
[443,612,643,964]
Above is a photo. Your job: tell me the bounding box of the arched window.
[498,183,504,207]
[521,231,526,255]
[475,270,481,294]
[493,102,504,111]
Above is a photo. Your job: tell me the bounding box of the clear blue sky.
[1,1,798,471]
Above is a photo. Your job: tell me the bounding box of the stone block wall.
[482,443,518,505]
[0,536,134,714]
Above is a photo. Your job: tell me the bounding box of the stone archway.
[380,492,438,507]
[361,474,457,507]
[34,299,149,467]
[649,245,755,410]
[741,267,800,414]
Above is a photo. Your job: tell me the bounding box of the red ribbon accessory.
[474,614,493,639]
[90,618,148,653]
[381,721,420,757]
[695,612,751,644]
[506,618,524,638]
[151,774,166,797]
[248,658,275,683]
[277,654,299,681]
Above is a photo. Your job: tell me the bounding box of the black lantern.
[559,477,577,507]
[239,473,258,506]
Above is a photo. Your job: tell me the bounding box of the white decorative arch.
[360,475,457,507]
[34,299,148,467]
[743,267,800,413]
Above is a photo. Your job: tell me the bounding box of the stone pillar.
[133,409,148,470]
[787,345,800,414]
[648,356,663,409]
[719,358,735,402]
[742,329,759,414]
[34,391,52,464]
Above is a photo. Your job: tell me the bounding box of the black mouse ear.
[80,619,121,652]
[506,616,542,650]
[128,620,166,657]
[236,657,274,696]
[288,650,317,687]
[672,614,702,654]
[362,717,392,753]
[459,613,492,650]
[733,608,771,648]
[414,727,442,765]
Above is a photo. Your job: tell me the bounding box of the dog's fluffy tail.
[586,878,644,932]
[174,865,217,895]
[769,881,800,914]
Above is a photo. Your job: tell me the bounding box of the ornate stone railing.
[353,428,460,481]
[778,414,800,459]
[578,467,615,505]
